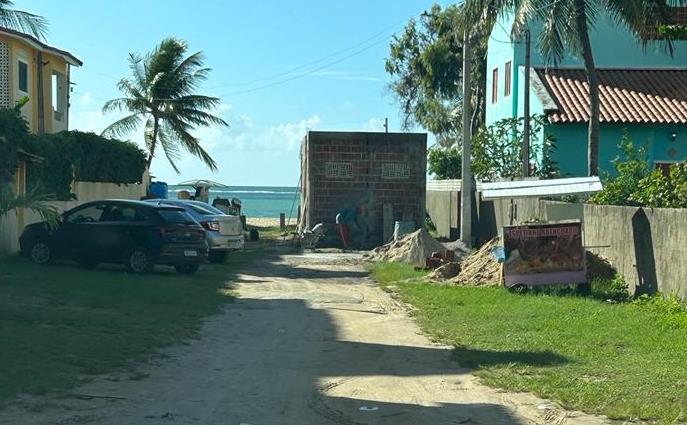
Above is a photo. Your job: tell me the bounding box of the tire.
[28,241,52,265]
[174,264,200,275]
[208,251,227,264]
[127,247,153,274]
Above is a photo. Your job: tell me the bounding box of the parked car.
[19,200,208,274]
[146,199,244,263]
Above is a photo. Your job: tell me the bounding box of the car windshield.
[158,209,195,224]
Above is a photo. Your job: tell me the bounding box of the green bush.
[26,131,147,200]
[0,107,31,184]
[590,134,687,208]
[427,146,461,179]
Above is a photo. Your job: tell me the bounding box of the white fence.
[0,181,146,256]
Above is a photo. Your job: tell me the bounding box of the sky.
[20,0,446,187]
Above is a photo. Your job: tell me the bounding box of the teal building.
[486,7,687,176]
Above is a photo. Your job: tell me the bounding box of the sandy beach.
[246,217,297,228]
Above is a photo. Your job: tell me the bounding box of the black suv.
[19,200,208,274]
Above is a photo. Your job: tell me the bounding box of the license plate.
[184,250,198,257]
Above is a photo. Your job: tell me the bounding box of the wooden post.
[280,213,286,231]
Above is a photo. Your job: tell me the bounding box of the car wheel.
[208,251,227,264]
[29,241,52,265]
[127,248,153,273]
[174,264,200,275]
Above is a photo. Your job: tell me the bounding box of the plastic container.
[394,220,415,241]
[149,181,168,199]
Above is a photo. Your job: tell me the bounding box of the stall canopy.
[481,177,602,200]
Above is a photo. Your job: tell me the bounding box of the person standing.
[335,207,357,250]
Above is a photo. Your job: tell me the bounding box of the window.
[491,68,499,104]
[158,209,194,224]
[504,61,512,97]
[64,204,107,224]
[103,205,146,222]
[18,60,28,93]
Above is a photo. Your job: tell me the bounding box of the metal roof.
[481,177,602,200]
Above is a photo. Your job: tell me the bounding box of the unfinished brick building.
[299,131,427,247]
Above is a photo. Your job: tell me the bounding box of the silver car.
[147,200,244,263]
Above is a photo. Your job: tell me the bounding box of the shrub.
[427,146,461,179]
[26,131,147,200]
[0,107,30,184]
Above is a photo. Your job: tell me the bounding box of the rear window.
[187,204,217,215]
[158,209,195,224]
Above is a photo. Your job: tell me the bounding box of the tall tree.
[0,0,48,39]
[385,4,490,148]
[102,38,228,173]
[465,0,675,176]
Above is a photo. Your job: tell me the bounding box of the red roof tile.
[534,68,687,124]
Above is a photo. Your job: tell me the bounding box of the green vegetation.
[27,131,147,200]
[590,135,687,208]
[248,224,297,240]
[370,262,687,424]
[427,146,461,180]
[472,115,559,180]
[0,249,257,404]
[102,37,228,173]
[658,24,687,40]
[0,106,29,183]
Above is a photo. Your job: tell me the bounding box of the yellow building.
[0,27,82,134]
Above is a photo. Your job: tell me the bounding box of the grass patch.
[0,248,258,404]
[369,262,687,424]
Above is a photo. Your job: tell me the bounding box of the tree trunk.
[146,117,160,170]
[574,0,600,176]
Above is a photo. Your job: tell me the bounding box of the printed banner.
[503,222,586,287]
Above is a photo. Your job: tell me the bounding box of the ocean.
[168,185,300,218]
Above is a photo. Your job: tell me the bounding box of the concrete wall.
[582,204,687,300]
[0,180,145,256]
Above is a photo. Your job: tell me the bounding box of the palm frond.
[0,0,48,39]
[167,118,218,171]
[101,113,143,139]
[0,183,58,225]
[158,124,182,174]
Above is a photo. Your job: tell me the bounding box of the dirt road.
[2,251,608,424]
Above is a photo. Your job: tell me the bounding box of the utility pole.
[522,28,531,177]
[384,117,388,133]
[460,31,473,247]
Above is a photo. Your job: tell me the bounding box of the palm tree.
[101,38,228,173]
[466,0,674,176]
[0,0,48,39]
[0,183,58,225]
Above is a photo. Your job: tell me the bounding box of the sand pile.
[427,262,462,281]
[453,238,502,286]
[367,229,447,267]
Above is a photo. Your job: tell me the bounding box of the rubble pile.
[453,238,502,286]
[427,262,462,281]
[367,229,447,267]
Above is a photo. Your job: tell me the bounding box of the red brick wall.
[304,132,427,246]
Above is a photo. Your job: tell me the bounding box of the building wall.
[0,34,71,134]
[302,131,427,246]
[548,123,687,176]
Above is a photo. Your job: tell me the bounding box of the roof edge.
[0,27,82,66]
